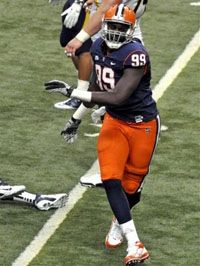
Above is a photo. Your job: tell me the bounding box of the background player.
[45,4,160,264]
[65,0,148,55]
[0,179,68,210]
[54,0,94,110]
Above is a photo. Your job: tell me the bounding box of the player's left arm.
[89,67,145,105]
[44,67,145,106]
[70,49,148,105]
[44,49,147,106]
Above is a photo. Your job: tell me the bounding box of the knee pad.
[122,179,137,194]
[122,174,145,194]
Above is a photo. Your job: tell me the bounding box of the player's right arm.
[83,0,120,36]
[65,0,120,55]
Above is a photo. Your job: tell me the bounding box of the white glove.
[61,2,83,29]
[91,106,106,124]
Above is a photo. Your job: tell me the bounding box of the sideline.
[12,29,200,266]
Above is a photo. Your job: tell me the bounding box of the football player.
[0,179,68,211]
[55,0,100,110]
[44,4,160,264]
[50,0,148,187]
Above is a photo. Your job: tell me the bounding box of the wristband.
[76,30,90,43]
[71,89,92,102]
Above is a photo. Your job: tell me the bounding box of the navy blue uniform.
[90,38,158,122]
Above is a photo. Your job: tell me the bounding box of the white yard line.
[190,2,200,6]
[12,29,200,266]
[152,29,200,102]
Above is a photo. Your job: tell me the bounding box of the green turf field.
[0,0,199,265]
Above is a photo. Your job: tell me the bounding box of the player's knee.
[122,179,141,194]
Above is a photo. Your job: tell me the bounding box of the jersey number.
[95,65,115,91]
[131,53,146,67]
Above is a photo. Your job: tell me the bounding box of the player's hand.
[91,106,106,124]
[44,80,74,97]
[64,38,83,57]
[61,117,81,143]
[61,2,83,29]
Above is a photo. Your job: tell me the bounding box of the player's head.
[101,4,136,49]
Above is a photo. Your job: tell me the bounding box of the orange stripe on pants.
[97,113,160,194]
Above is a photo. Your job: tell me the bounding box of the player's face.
[106,22,130,44]
[107,22,129,33]
[101,4,135,49]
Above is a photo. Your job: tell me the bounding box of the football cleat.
[34,193,68,211]
[80,173,103,188]
[54,98,81,110]
[124,241,150,265]
[0,181,26,199]
[105,217,124,249]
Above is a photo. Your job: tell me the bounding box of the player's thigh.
[122,118,159,193]
[97,115,129,181]
[128,119,159,173]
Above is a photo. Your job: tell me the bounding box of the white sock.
[13,191,36,204]
[77,79,89,91]
[120,219,140,247]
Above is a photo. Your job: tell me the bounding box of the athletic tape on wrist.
[71,89,92,102]
[76,30,90,43]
